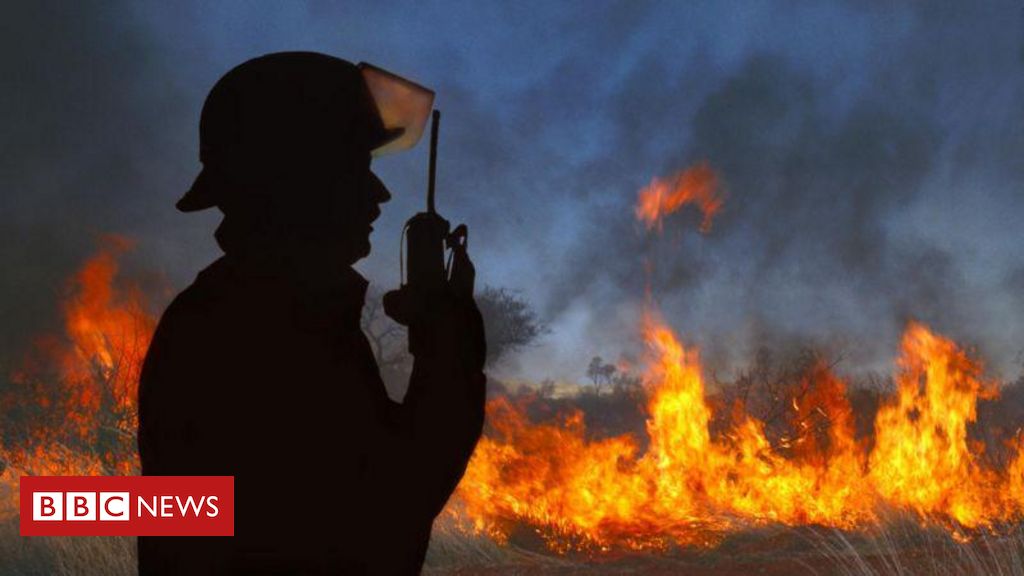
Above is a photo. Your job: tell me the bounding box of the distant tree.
[476,286,547,366]
[360,287,410,374]
[611,370,642,394]
[362,285,546,395]
[538,378,557,399]
[360,288,413,398]
[586,356,617,395]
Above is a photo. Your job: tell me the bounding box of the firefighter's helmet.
[177,51,434,212]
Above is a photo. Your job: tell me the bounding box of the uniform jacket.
[137,253,486,575]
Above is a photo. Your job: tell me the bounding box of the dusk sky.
[3,1,1023,383]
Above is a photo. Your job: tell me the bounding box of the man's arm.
[401,297,487,518]
[368,296,485,525]
[137,293,215,476]
[138,302,187,475]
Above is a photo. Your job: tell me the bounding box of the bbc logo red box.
[20,476,233,536]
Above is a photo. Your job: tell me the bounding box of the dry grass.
[0,518,136,576]
[423,516,575,574]
[802,518,1024,576]
[3,514,1024,575]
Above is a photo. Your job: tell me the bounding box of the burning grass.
[423,518,1024,575]
[4,230,1024,573]
[448,315,1024,553]
[0,235,148,516]
[5,514,1024,576]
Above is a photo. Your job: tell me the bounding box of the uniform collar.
[206,255,369,331]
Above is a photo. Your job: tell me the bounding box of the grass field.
[4,514,1024,575]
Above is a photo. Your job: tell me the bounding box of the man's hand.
[383,242,484,372]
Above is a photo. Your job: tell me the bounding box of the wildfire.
[2,186,1024,557]
[0,235,152,517]
[451,314,1024,551]
[869,322,1003,527]
[448,169,1024,550]
[634,163,723,233]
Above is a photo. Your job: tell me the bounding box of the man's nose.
[367,171,391,204]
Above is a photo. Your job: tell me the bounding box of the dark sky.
[2,1,1023,383]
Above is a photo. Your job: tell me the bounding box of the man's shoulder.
[151,259,235,341]
[154,257,303,356]
[180,256,235,302]
[143,257,261,381]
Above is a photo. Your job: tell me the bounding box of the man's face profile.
[295,152,391,266]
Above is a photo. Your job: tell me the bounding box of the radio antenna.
[427,109,440,214]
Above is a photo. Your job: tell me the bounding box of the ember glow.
[634,163,723,233]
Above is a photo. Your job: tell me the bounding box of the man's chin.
[343,239,372,265]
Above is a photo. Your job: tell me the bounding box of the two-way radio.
[384,110,472,354]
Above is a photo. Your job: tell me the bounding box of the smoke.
[1,2,156,370]
[1,1,1021,385]
[520,2,1024,382]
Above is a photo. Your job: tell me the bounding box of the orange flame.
[869,322,1002,527]
[450,313,1024,551]
[57,235,153,440]
[1,236,154,516]
[635,163,723,233]
[3,232,1023,556]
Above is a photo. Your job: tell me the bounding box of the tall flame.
[1,236,153,516]
[451,313,1024,551]
[869,322,1001,527]
[56,235,153,440]
[453,310,877,550]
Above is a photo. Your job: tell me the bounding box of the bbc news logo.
[33,491,134,521]
[32,490,219,522]
[20,476,233,536]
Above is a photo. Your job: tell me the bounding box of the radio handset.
[384,110,473,355]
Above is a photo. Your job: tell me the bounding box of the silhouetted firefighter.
[137,52,486,575]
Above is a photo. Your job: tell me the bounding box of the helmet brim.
[177,167,218,213]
